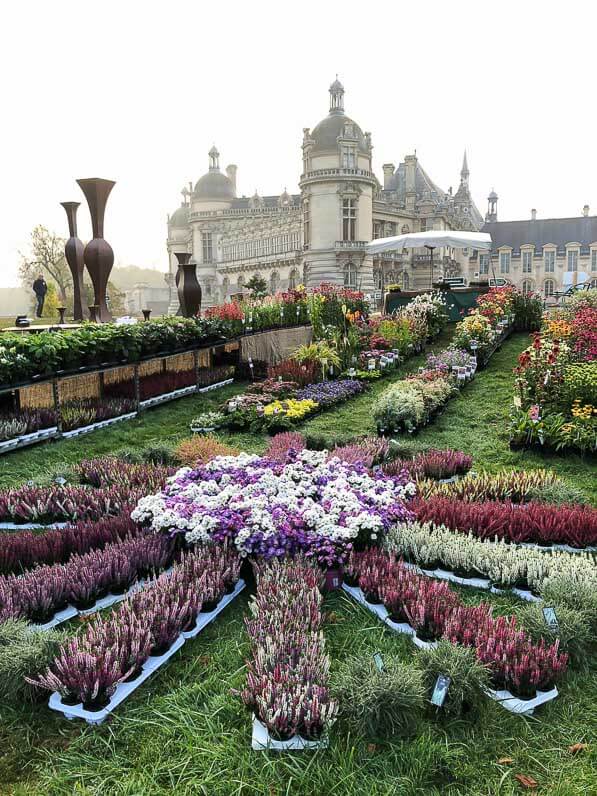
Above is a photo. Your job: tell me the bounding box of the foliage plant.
[417,640,491,717]
[174,435,240,467]
[0,619,68,704]
[332,654,425,738]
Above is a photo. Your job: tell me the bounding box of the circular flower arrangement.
[132,449,415,566]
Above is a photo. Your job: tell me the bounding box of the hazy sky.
[2,0,595,287]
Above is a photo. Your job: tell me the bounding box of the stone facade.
[166,81,484,309]
[466,200,597,301]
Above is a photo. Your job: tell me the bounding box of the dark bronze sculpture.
[174,252,202,317]
[60,201,87,321]
[77,178,116,322]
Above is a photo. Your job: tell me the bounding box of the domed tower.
[190,147,237,307]
[486,189,498,222]
[166,184,192,314]
[299,79,376,294]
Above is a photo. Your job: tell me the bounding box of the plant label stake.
[248,357,254,381]
[373,652,384,672]
[430,674,451,707]
[542,606,559,632]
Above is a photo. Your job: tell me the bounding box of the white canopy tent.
[367,230,492,289]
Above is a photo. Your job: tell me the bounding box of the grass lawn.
[1,329,595,795]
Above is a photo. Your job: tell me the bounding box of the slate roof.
[230,195,301,209]
[482,216,597,254]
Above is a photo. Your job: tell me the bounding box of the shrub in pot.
[0,620,67,705]
[517,602,596,670]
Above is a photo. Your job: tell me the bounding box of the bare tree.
[19,225,72,304]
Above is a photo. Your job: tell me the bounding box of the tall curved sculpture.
[60,202,87,321]
[77,178,116,322]
[174,252,202,317]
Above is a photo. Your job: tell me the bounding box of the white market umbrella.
[367,230,492,289]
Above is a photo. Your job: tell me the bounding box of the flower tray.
[47,578,245,725]
[486,686,558,716]
[31,570,172,631]
[404,562,544,603]
[0,521,69,531]
[342,584,436,648]
[0,426,58,456]
[190,427,216,434]
[520,542,597,555]
[181,578,246,639]
[62,412,137,438]
[251,716,329,751]
[139,384,197,409]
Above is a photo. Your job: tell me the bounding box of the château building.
[166,80,483,309]
[467,199,597,299]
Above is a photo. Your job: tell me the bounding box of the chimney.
[531,208,537,221]
[382,163,395,190]
[583,204,590,217]
[226,164,238,196]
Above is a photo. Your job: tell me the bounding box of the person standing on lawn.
[32,274,47,318]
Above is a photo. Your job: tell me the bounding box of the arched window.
[402,272,410,290]
[401,224,410,234]
[544,279,555,298]
[269,271,280,295]
[374,267,383,290]
[521,279,534,296]
[343,261,357,289]
[288,268,299,289]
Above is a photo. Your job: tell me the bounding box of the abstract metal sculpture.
[77,178,116,322]
[174,252,202,317]
[60,201,87,321]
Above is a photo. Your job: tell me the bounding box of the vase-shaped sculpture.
[175,252,202,317]
[77,178,116,322]
[60,202,87,321]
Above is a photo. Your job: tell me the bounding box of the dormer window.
[342,146,356,169]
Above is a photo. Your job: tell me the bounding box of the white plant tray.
[47,578,245,724]
[520,542,597,554]
[182,578,246,638]
[31,605,79,631]
[403,561,544,603]
[0,521,69,531]
[139,384,197,409]
[251,716,328,751]
[198,378,234,393]
[486,686,558,716]
[62,412,137,438]
[342,584,437,647]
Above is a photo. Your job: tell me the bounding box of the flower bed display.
[131,450,416,567]
[0,484,140,526]
[0,515,144,576]
[509,290,597,452]
[413,496,597,549]
[382,449,473,481]
[31,544,244,723]
[0,534,175,628]
[343,548,568,712]
[240,558,336,749]
[74,459,174,491]
[416,469,560,503]
[384,521,597,598]
[372,348,476,434]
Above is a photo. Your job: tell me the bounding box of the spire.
[208,146,220,171]
[461,150,469,184]
[329,76,344,114]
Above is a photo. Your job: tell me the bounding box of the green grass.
[1,329,596,794]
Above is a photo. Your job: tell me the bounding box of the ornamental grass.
[174,435,240,467]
